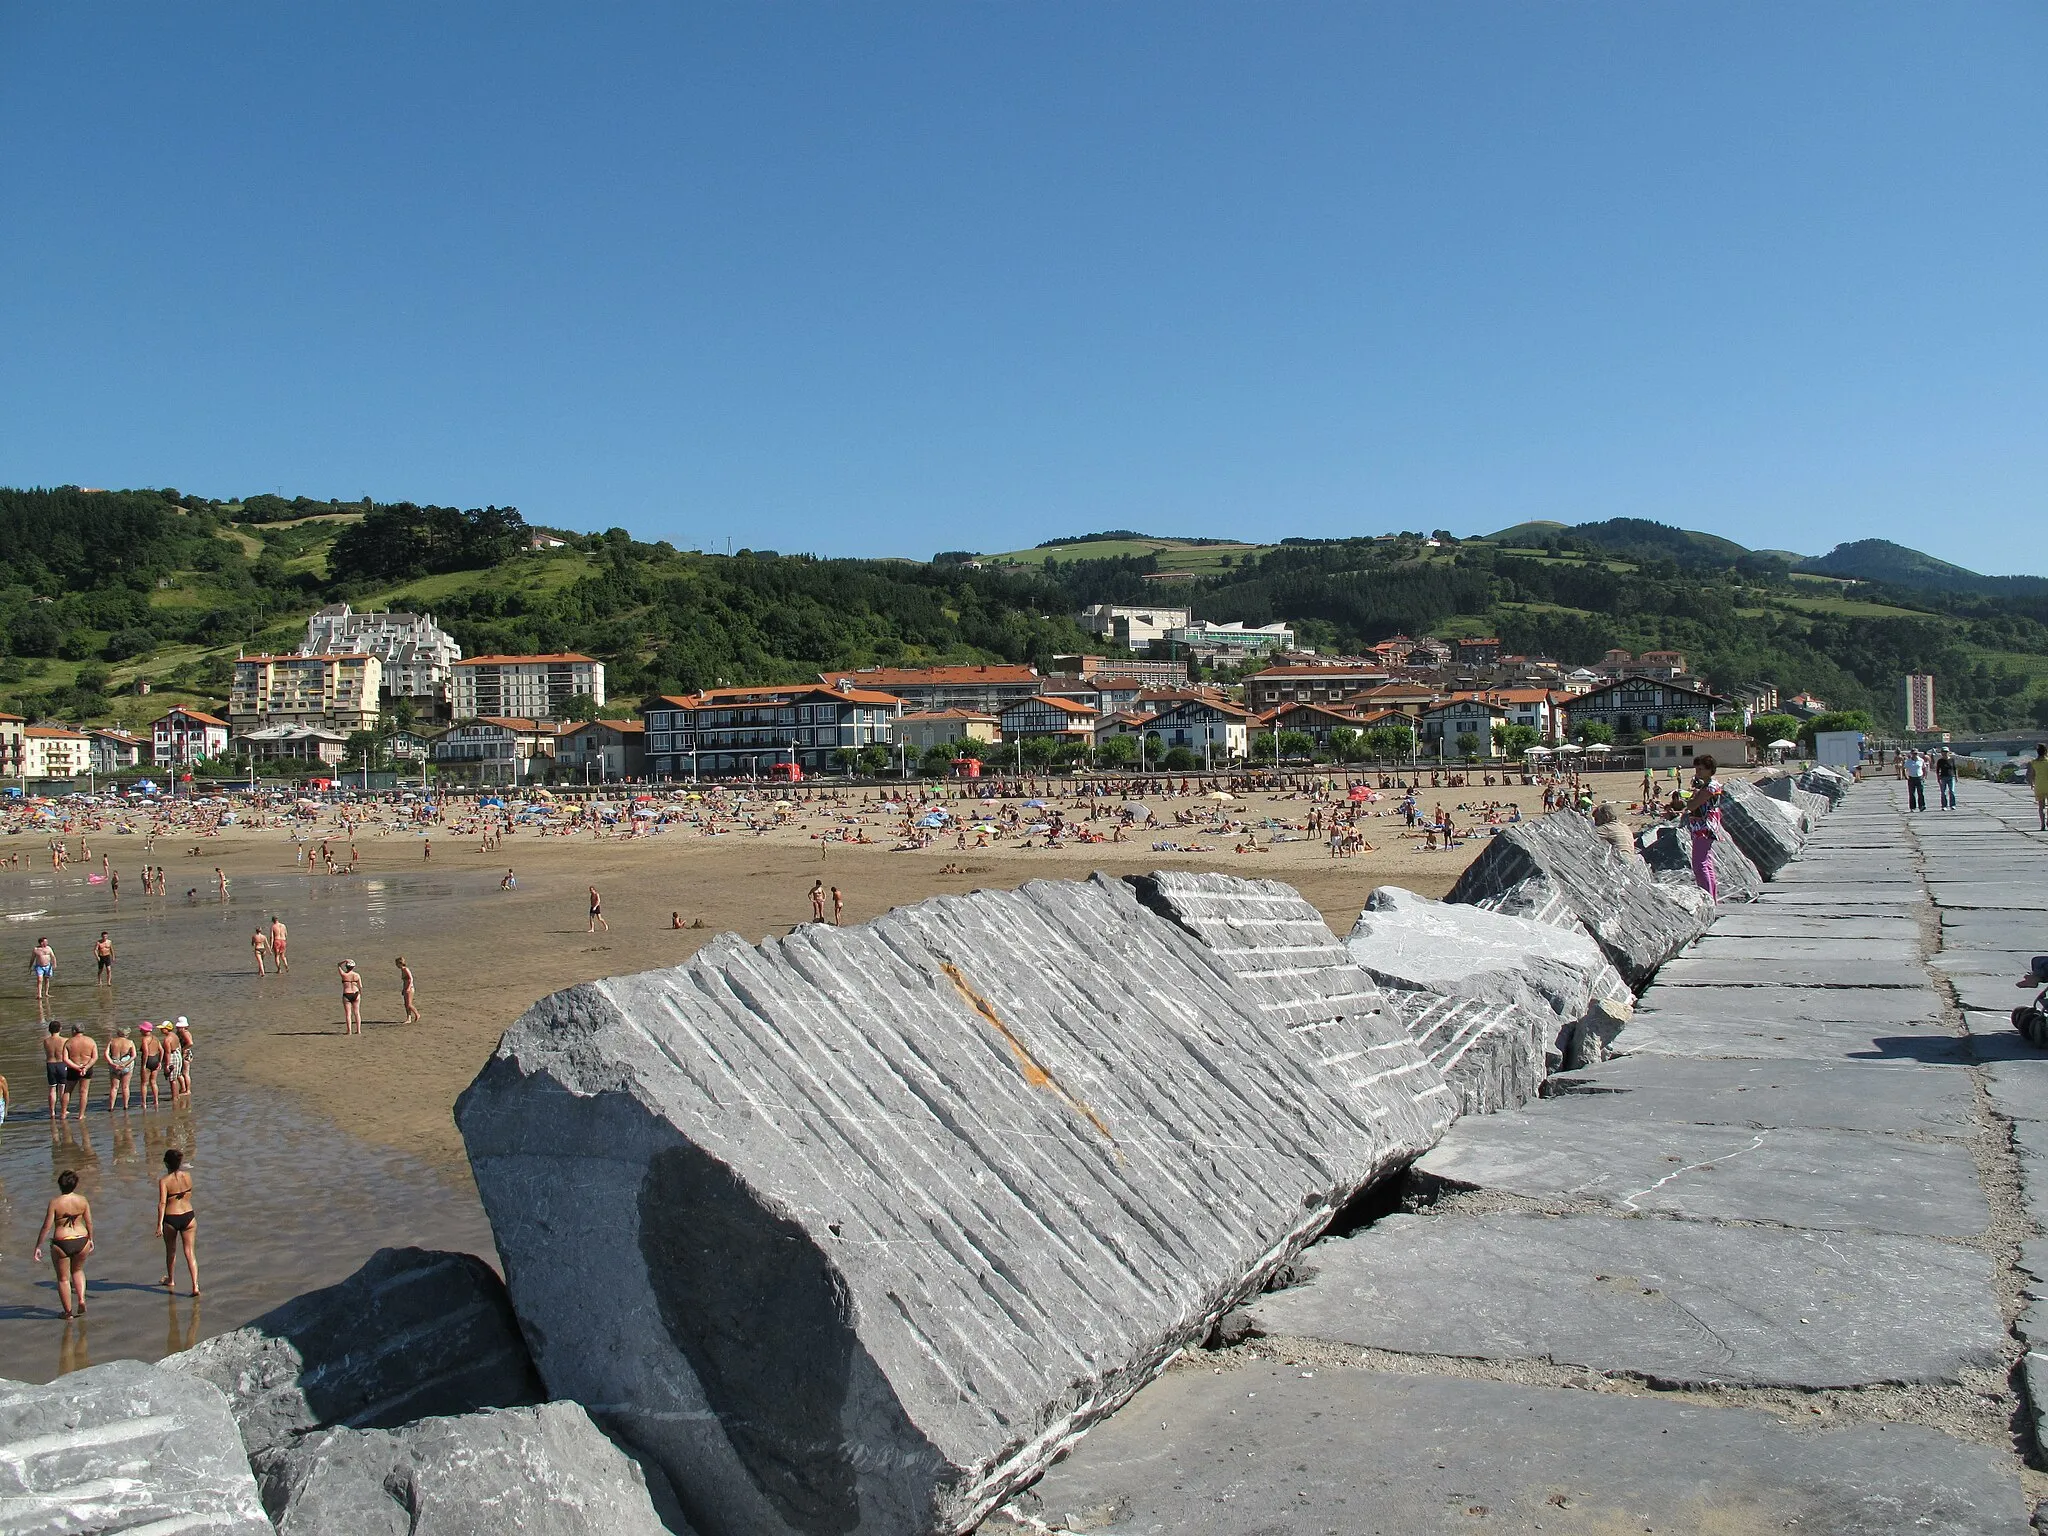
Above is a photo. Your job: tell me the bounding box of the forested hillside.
[1,488,2044,735]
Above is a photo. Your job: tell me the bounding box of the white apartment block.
[231,653,384,734]
[303,604,463,705]
[24,725,92,779]
[1077,604,1192,651]
[451,654,605,721]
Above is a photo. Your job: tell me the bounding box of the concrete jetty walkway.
[1001,781,2048,1534]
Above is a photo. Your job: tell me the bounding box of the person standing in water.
[338,960,363,1034]
[33,1170,92,1318]
[395,956,420,1025]
[269,916,289,972]
[43,1022,66,1121]
[157,1148,199,1296]
[61,1026,98,1121]
[250,926,270,976]
[138,1023,162,1110]
[31,935,54,1007]
[94,932,114,986]
[172,1017,195,1096]
[104,1026,135,1112]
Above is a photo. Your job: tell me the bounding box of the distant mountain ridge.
[1794,538,2048,599]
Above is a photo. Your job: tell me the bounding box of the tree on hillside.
[1747,712,1803,750]
[328,502,528,584]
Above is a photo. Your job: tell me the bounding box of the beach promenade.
[1001,780,2048,1533]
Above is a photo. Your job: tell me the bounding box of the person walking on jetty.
[338,960,364,1035]
[2033,744,2048,831]
[1933,748,1958,810]
[157,1147,200,1297]
[32,1170,92,1318]
[1682,754,1726,905]
[1903,748,1927,811]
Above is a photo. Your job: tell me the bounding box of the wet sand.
[0,776,1614,1377]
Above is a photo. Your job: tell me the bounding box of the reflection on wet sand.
[1,868,496,1382]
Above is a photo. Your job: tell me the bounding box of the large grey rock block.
[1799,765,1854,805]
[455,873,1453,1536]
[1722,777,1809,878]
[1761,772,1832,821]
[0,1359,272,1533]
[253,1401,684,1536]
[1639,822,1765,904]
[1391,991,1551,1115]
[1445,811,1706,986]
[163,1246,542,1459]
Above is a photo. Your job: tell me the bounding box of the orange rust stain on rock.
[939,961,1115,1143]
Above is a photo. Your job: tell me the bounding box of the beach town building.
[1454,636,1503,666]
[236,723,352,768]
[1092,709,1158,747]
[817,665,1042,715]
[1146,696,1253,761]
[1346,681,1443,719]
[86,728,146,774]
[23,725,92,779]
[1483,687,1565,742]
[1255,702,1371,752]
[892,710,1001,752]
[1420,698,1509,757]
[432,718,558,783]
[1075,604,1191,651]
[1644,730,1756,771]
[302,604,463,710]
[643,684,901,778]
[1050,655,1190,687]
[1562,678,1729,739]
[0,712,24,778]
[152,708,230,766]
[554,719,648,781]
[230,653,384,735]
[1244,665,1394,712]
[1163,619,1296,665]
[1902,673,1938,734]
[451,654,605,721]
[1783,692,1831,720]
[385,728,440,763]
[996,695,1099,744]
[1041,676,1149,718]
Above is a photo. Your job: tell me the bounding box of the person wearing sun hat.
[172,1017,194,1097]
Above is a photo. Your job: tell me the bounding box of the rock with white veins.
[0,1359,273,1534]
[1639,823,1765,905]
[1720,777,1809,878]
[1445,812,1705,986]
[456,873,1453,1536]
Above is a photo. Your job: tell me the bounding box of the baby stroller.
[2014,957,2048,1048]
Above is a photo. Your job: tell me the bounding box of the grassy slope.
[984,536,1277,574]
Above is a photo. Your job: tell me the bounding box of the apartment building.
[644,684,900,778]
[451,654,605,721]
[1244,665,1394,712]
[24,725,92,779]
[893,710,1000,751]
[433,718,557,782]
[1147,696,1253,760]
[303,603,463,708]
[996,695,1098,742]
[554,720,647,781]
[1564,678,1728,739]
[237,723,351,767]
[817,665,1041,715]
[1420,698,1509,757]
[152,708,230,766]
[1075,604,1191,650]
[0,713,24,778]
[87,729,146,774]
[1050,655,1190,686]
[231,653,384,734]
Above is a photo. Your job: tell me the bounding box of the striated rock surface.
[1390,992,1551,1115]
[1760,773,1831,822]
[1640,823,1765,905]
[1721,777,1809,878]
[1798,765,1853,805]
[456,873,1452,1536]
[0,1359,272,1533]
[1445,812,1705,986]
[254,1401,685,1536]
[162,1246,542,1459]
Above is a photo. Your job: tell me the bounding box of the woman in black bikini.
[158,1147,200,1296]
[32,1170,92,1318]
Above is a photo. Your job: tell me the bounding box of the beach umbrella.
[1207,790,1235,801]
[1585,743,1612,753]
[1524,746,1552,756]
[1024,799,1048,808]
[1768,739,1798,750]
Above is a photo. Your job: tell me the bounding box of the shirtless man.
[94,932,113,986]
[587,886,607,934]
[250,926,270,976]
[810,880,826,923]
[31,935,54,1006]
[44,1022,66,1120]
[61,1026,99,1121]
[269,916,289,972]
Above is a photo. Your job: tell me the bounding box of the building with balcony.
[817,665,1042,715]
[1420,698,1509,757]
[643,684,901,778]
[1146,697,1252,761]
[237,723,351,767]
[433,718,557,783]
[996,695,1098,742]
[152,708,230,766]
[86,729,146,774]
[451,655,605,721]
[0,713,24,778]
[1050,655,1190,686]
[303,604,462,709]
[1245,665,1394,712]
[231,653,383,734]
[24,725,92,779]
[1563,679,1728,740]
[892,710,1001,752]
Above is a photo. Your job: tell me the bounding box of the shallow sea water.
[0,854,498,1382]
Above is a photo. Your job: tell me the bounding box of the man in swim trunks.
[269,916,289,972]
[587,886,607,934]
[95,932,113,984]
[31,935,54,1006]
[44,1022,66,1120]
[61,1026,99,1121]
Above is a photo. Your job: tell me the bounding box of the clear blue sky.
[2,4,2043,570]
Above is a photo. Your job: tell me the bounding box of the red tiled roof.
[157,709,228,729]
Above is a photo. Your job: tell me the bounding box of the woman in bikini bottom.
[33,1169,92,1318]
[158,1146,200,1296]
